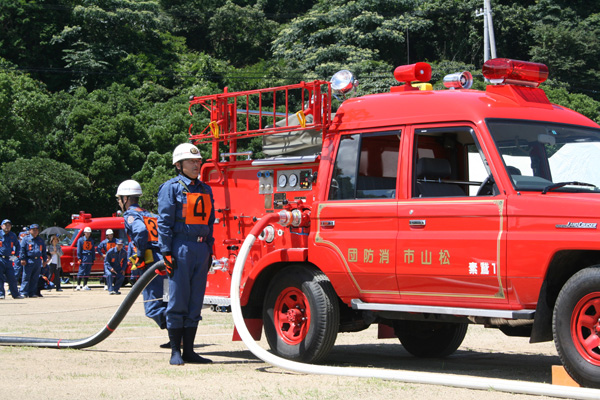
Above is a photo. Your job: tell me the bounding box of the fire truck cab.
[190,58,600,388]
[60,211,129,278]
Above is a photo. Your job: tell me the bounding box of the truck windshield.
[59,229,80,246]
[487,119,600,193]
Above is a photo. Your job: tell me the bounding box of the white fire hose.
[230,212,600,400]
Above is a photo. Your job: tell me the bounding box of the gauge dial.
[289,173,298,187]
[278,174,287,188]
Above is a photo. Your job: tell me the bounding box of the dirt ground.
[0,282,577,400]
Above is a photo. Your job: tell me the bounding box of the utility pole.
[476,0,497,62]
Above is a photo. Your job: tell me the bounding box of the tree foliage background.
[1,0,599,226]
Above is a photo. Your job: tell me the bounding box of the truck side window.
[329,132,400,200]
[91,230,102,244]
[413,127,495,197]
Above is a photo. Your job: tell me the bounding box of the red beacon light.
[391,62,432,92]
[482,58,548,87]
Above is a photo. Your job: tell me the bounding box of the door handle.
[409,219,426,227]
[320,221,335,228]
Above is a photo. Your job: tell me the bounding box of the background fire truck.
[190,58,600,388]
[59,211,131,280]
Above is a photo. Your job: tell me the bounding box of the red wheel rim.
[571,292,600,365]
[273,287,311,345]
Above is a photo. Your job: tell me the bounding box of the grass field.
[0,283,566,399]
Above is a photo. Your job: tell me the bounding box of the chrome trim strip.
[351,299,535,320]
[409,219,426,227]
[252,155,319,166]
[203,296,232,306]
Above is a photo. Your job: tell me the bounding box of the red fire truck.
[190,58,600,388]
[60,211,130,278]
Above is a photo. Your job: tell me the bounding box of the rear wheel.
[263,265,339,363]
[553,267,600,388]
[394,320,468,357]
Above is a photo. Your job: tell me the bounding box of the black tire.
[263,265,339,363]
[393,320,468,357]
[553,267,600,388]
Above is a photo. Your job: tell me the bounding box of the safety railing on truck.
[188,80,332,147]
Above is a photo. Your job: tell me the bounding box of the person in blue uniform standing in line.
[0,219,24,299]
[97,229,117,259]
[104,239,127,295]
[157,142,215,365]
[97,229,117,290]
[15,227,28,285]
[76,227,95,290]
[116,179,169,343]
[19,224,47,298]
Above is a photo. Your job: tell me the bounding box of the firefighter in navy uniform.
[76,227,95,290]
[97,229,117,259]
[15,227,28,285]
[97,229,117,290]
[157,143,215,365]
[116,180,168,339]
[104,239,127,294]
[19,224,47,298]
[0,220,24,299]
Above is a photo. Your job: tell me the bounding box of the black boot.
[182,326,212,364]
[168,328,184,365]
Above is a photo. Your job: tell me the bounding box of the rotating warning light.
[394,62,432,83]
[482,58,548,87]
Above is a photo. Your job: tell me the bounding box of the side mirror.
[330,70,358,100]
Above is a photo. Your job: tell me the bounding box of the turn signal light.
[482,58,548,87]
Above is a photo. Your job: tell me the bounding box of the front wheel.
[263,265,339,363]
[394,319,468,357]
[553,267,600,388]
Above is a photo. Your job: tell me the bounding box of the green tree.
[132,151,173,212]
[0,62,57,162]
[51,0,183,90]
[159,0,224,54]
[545,87,600,123]
[208,1,277,66]
[272,0,431,92]
[0,158,91,226]
[0,0,72,90]
[528,2,600,98]
[413,0,481,64]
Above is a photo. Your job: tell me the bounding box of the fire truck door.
[314,131,401,302]
[397,126,508,304]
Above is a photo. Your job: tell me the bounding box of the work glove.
[163,252,177,278]
[129,255,145,271]
[155,268,167,276]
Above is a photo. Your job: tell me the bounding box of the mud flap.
[233,319,263,341]
[378,323,396,339]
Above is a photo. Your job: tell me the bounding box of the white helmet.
[116,180,143,197]
[106,229,114,235]
[83,227,92,233]
[173,143,202,165]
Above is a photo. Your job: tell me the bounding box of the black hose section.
[0,261,165,349]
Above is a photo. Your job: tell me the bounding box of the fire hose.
[0,261,164,348]
[230,212,600,400]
